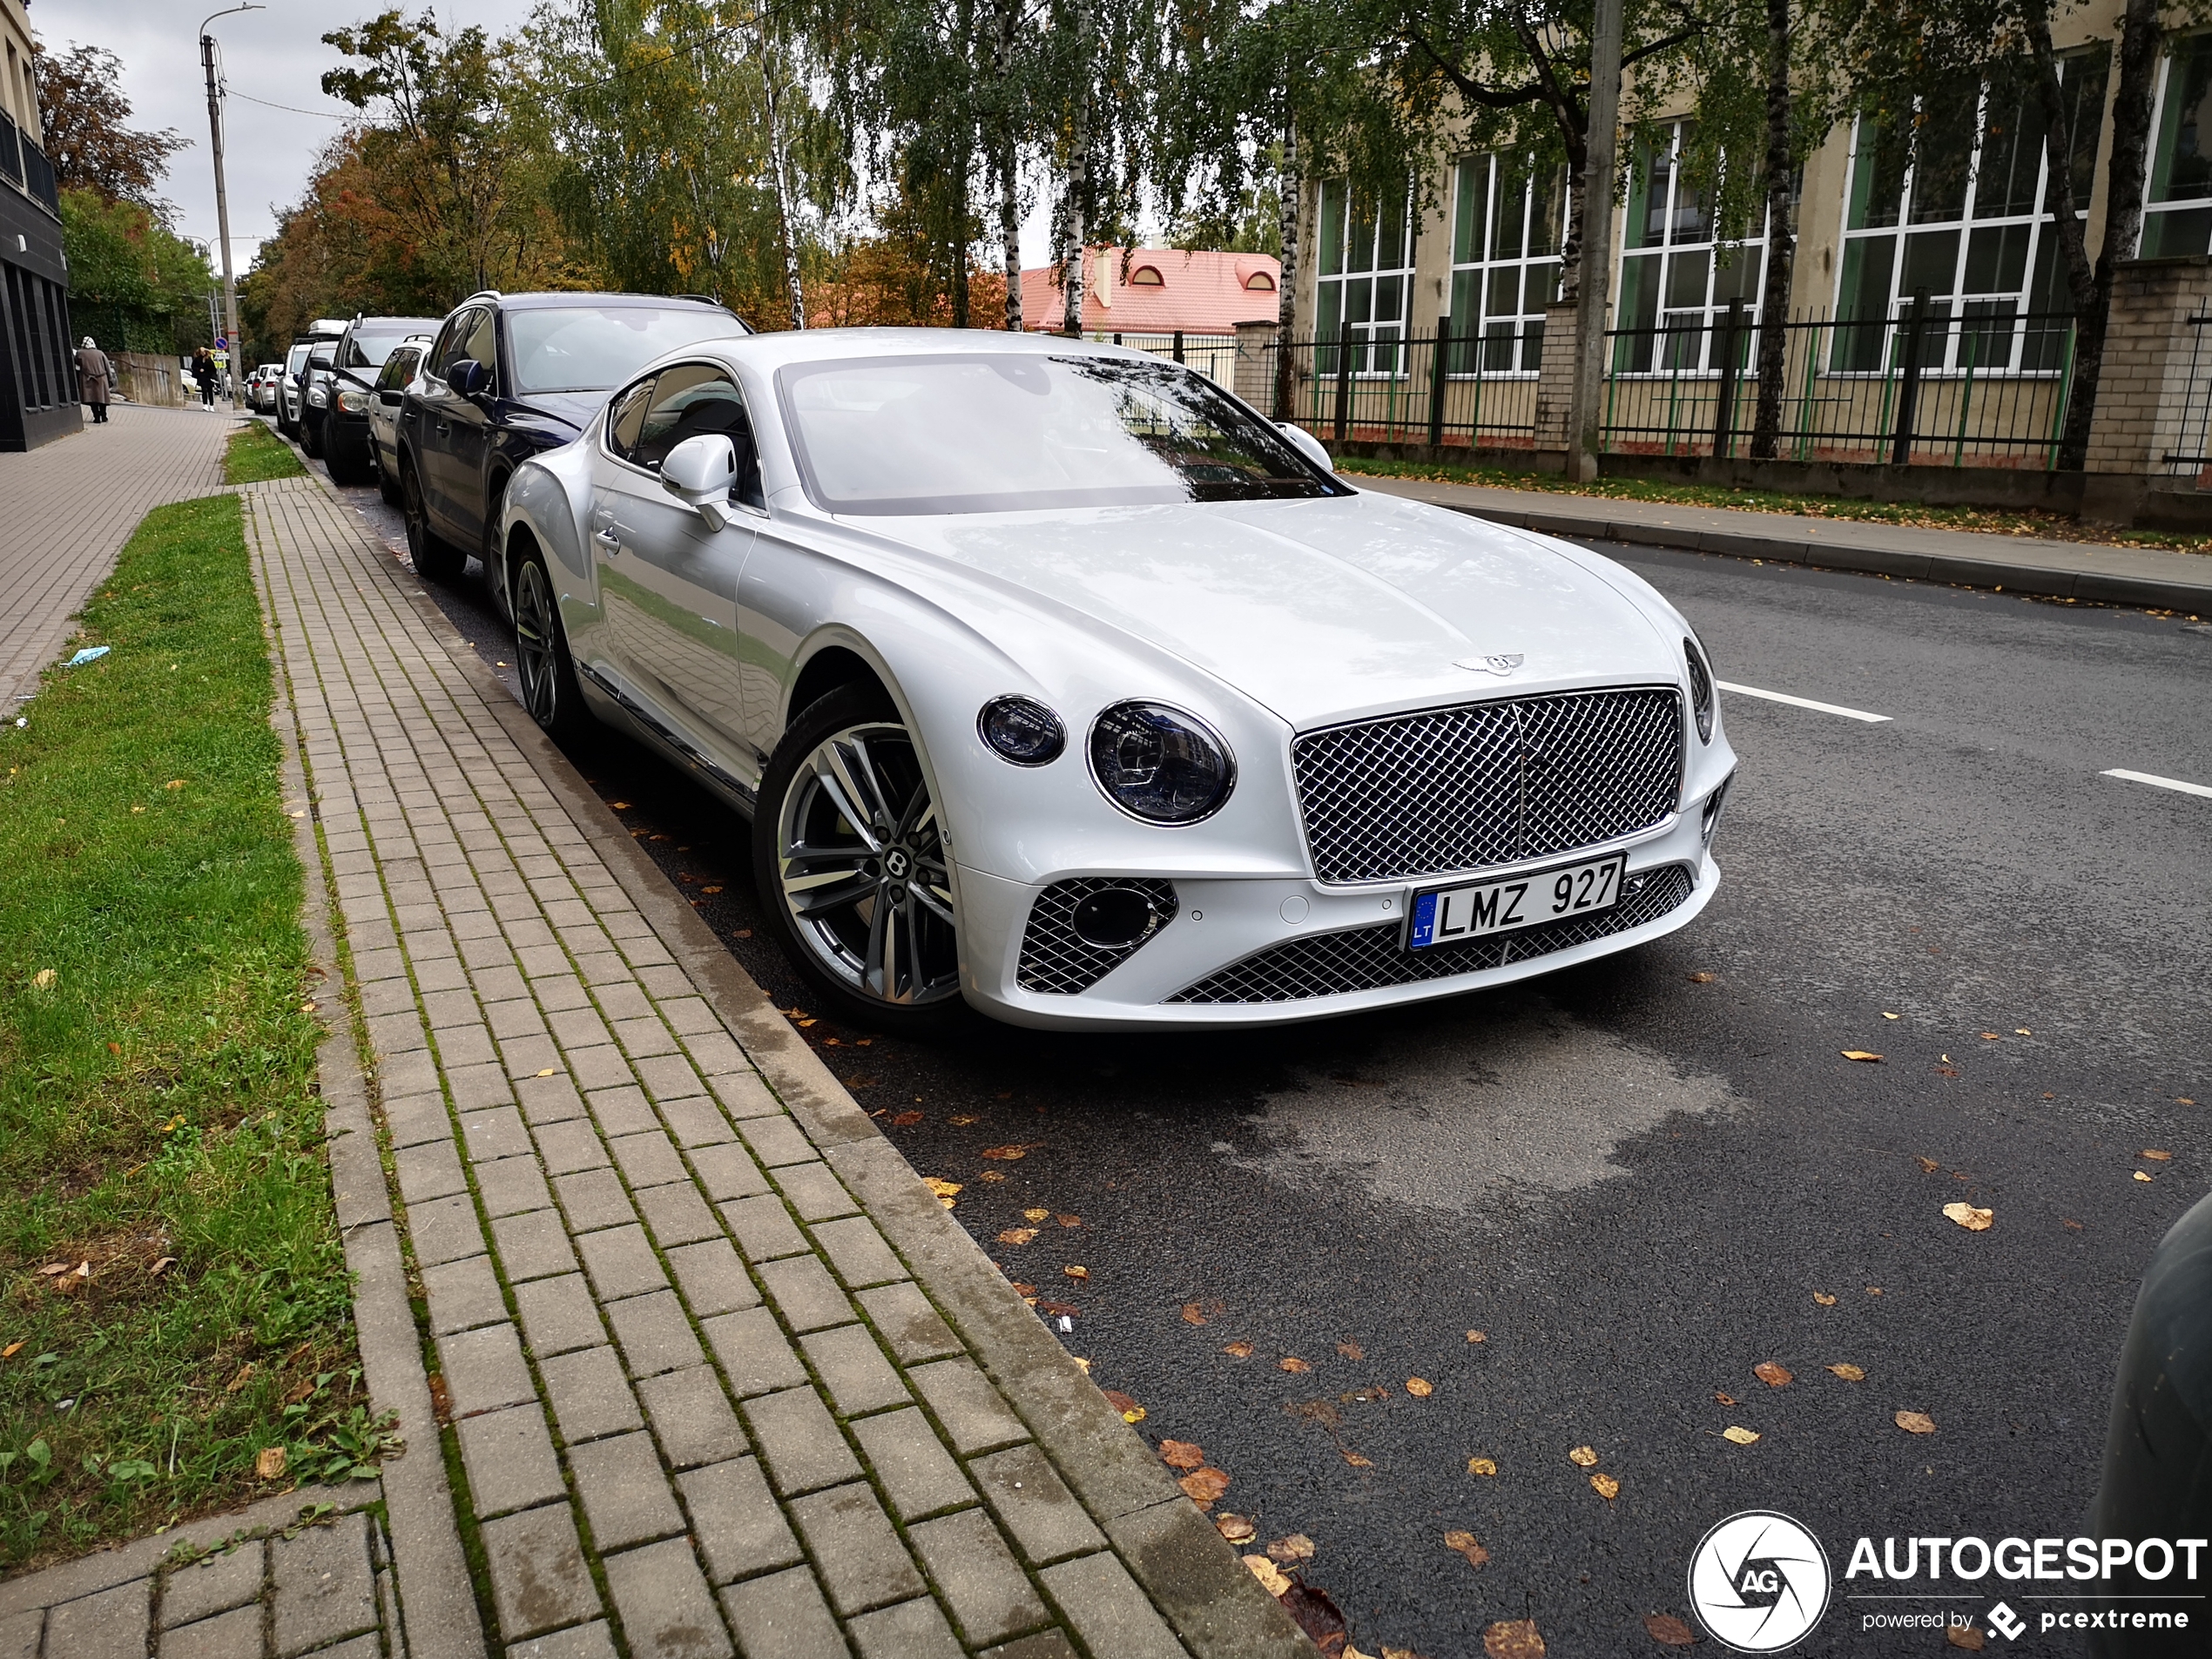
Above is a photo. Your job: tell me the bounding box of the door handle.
[434,419,452,436]
[594,528,620,549]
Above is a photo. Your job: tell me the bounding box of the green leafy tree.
[30,39,189,220]
[59,189,214,354]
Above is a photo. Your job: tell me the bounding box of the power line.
[226,89,356,121]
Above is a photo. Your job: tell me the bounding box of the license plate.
[1407,854,1628,950]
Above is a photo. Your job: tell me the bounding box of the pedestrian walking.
[76,337,116,424]
[192,347,218,409]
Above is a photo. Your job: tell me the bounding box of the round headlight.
[1087,701,1234,824]
[1684,635,1714,744]
[978,696,1065,765]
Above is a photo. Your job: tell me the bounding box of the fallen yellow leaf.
[1943,1201,1994,1231]
[1947,1624,1986,1650]
[1063,1264,1089,1280]
[1336,1340,1364,1359]
[1753,1361,1792,1388]
[1591,1473,1621,1500]
[1688,971,1716,983]
[1896,1410,1937,1435]
[1827,1363,1866,1381]
[535,1067,556,1077]
[1180,1467,1231,1508]
[1024,1207,1052,1221]
[2134,1170,2155,1183]
[2141,1150,2174,1162]
[1159,1440,1205,1471]
[949,1114,978,1125]
[1484,1620,1546,1659]
[1343,1450,1374,1467]
[255,1447,287,1480]
[1467,1456,1497,1476]
[1722,1426,1761,1445]
[1215,1514,1256,1544]
[1243,1554,1291,1595]
[1567,1445,1598,1467]
[1443,1528,1490,1567]
[0,1342,21,1359]
[1406,1377,1434,1398]
[1882,1011,1900,1020]
[1224,1340,1253,1358]
[1266,1533,1316,1564]
[1841,1050,1883,1062]
[225,1364,256,1393]
[30,968,56,991]
[996,1228,1038,1245]
[1278,1356,1310,1373]
[1182,1303,1208,1326]
[2015,1028,2032,1036]
[1813,1291,1837,1305]
[922,1177,961,1198]
[1467,1330,1487,1343]
[980,1144,1028,1160]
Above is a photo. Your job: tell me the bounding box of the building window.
[1832,57,2103,373]
[1447,155,1565,373]
[1129,264,1164,287]
[2146,35,2212,255]
[1612,124,1766,374]
[1315,179,1414,373]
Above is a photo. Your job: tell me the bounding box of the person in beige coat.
[77,338,116,424]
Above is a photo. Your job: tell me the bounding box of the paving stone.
[606,1289,705,1376]
[451,1060,519,1111]
[757,1257,853,1333]
[736,1116,816,1169]
[583,1084,657,1137]
[159,1540,265,1627]
[533,974,593,1014]
[676,1458,803,1585]
[787,1481,927,1615]
[44,1580,148,1659]
[609,1130,687,1189]
[596,1541,730,1659]
[855,1283,963,1366]
[440,1027,500,1071]
[850,1407,974,1521]
[592,982,654,1022]
[462,1106,534,1166]
[909,1508,1052,1647]
[664,1239,759,1317]
[477,1154,555,1219]
[157,1603,262,1659]
[482,1503,601,1640]
[534,1118,610,1177]
[633,1053,703,1100]
[383,1090,450,1149]
[505,1618,618,1659]
[439,1323,537,1418]
[570,1432,686,1550]
[799,1325,910,1418]
[460,1405,568,1518]
[395,1136,469,1205]
[701,1306,808,1398]
[514,1273,606,1357]
[968,1445,1105,1565]
[720,1194,809,1263]
[808,1217,906,1290]
[492,1206,581,1283]
[846,1597,967,1659]
[411,1190,488,1267]
[657,996,722,1035]
[718,1567,847,1659]
[516,1071,587,1125]
[744,1387,862,1496]
[502,1034,564,1077]
[635,1181,722,1247]
[577,1224,669,1303]
[568,1045,634,1091]
[637,1366,748,1469]
[683,1031,746,1075]
[908,1359,1028,1456]
[775,1163,857,1223]
[612,1015,680,1058]
[554,1167,636,1234]
[540,1345,644,1443]
[708,1071,784,1120]
[486,997,549,1042]
[423,1253,508,1336]
[978,1633,1081,1659]
[470,963,529,1003]
[1038,1551,1184,1659]
[658,1096,735,1150]
[271,1508,379,1656]
[688,1143,771,1203]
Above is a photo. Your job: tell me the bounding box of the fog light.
[1071,886,1158,948]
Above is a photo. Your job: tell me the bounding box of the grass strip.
[1332,454,2212,557]
[0,494,361,1570]
[224,422,305,485]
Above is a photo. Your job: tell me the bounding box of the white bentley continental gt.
[496,329,1737,1032]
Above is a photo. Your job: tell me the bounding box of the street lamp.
[199,3,264,409]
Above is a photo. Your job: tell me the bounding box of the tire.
[752,685,968,1035]
[301,413,324,458]
[325,428,369,487]
[401,455,466,583]
[374,445,402,506]
[511,548,591,742]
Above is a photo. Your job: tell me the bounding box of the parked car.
[368,334,433,505]
[498,329,1737,1032]
[248,364,283,414]
[316,315,442,487]
[279,320,346,438]
[397,292,748,586]
[298,340,340,458]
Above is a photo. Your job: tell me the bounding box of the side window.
[377,348,420,393]
[604,374,658,463]
[630,362,764,506]
[462,308,499,374]
[430,311,475,380]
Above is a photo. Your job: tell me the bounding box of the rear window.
[505,305,744,395]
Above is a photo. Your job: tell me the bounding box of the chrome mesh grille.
[1167,864,1695,1005]
[1292,689,1683,884]
[1016,879,1178,995]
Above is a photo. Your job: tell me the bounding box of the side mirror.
[1276,421,1335,475]
[448,358,490,399]
[662,434,738,531]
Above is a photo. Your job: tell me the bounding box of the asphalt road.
[329,451,2210,1656]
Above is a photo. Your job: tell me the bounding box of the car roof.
[688,326,1152,373]
[469,291,742,314]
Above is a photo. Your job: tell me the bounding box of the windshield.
[343,323,439,369]
[506,305,743,395]
[776,354,1347,515]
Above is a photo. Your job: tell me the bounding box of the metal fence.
[1264,297,2080,469]
[1085,329,1242,387]
[2159,314,2212,483]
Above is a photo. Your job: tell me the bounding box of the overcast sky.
[33,0,1062,300]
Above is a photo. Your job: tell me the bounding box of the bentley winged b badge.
[1454,653,1525,678]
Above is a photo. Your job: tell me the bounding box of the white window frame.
[1611,122,1769,378]
[1445,153,1568,377]
[1313,179,1416,379]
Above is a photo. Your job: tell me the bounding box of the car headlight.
[307,386,327,407]
[1684,635,1715,744]
[1088,701,1234,824]
[336,388,368,413]
[978,695,1065,765]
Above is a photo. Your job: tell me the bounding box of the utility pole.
[200,4,262,408]
[1565,0,1622,482]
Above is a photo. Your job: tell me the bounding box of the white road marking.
[2102,768,2212,799]
[1715,681,1892,724]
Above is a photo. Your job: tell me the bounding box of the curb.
[1405,496,2212,614]
[339,484,1314,1658]
[256,491,487,1659]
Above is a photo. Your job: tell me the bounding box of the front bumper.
[956,806,1721,1030]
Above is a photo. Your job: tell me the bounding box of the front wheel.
[752,685,968,1035]
[512,550,590,741]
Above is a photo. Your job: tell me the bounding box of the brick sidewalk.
[0,403,235,706]
[238,473,1304,1659]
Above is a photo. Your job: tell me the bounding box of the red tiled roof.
[1019,246,1282,336]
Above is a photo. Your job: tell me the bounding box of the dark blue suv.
[397,291,748,583]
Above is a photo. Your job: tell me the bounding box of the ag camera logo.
[1689,1511,1832,1652]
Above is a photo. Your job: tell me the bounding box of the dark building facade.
[1,0,74,453]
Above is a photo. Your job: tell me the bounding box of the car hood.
[858,490,1679,729]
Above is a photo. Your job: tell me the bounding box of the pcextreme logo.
[1688,1511,1833,1652]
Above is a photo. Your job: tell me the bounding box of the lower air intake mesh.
[1016,879,1178,994]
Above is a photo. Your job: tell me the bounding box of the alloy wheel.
[513,560,560,726]
[774,722,961,1007]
